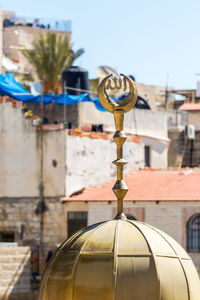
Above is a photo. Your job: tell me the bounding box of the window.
[0,231,15,242]
[67,211,88,238]
[144,145,150,167]
[187,214,200,252]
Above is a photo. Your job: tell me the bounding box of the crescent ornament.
[98,73,138,113]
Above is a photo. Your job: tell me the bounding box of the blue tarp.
[0,72,28,95]
[0,72,106,111]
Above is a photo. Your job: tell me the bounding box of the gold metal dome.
[38,75,200,299]
[39,219,200,300]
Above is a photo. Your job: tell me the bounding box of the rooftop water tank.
[62,66,90,95]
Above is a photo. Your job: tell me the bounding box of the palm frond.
[21,32,84,93]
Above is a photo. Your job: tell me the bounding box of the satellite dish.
[31,82,42,96]
[96,66,119,79]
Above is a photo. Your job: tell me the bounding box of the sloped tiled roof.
[62,169,200,202]
[179,103,200,111]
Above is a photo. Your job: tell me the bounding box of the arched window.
[187,214,200,252]
[125,214,137,221]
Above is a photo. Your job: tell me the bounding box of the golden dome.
[39,218,200,300]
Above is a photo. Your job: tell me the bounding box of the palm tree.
[21,32,84,93]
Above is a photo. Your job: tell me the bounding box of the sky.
[2,0,200,89]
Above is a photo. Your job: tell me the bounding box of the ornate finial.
[98,74,138,219]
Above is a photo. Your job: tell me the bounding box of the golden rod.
[112,109,128,214]
[98,74,138,218]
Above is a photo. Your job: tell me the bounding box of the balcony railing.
[3,15,71,32]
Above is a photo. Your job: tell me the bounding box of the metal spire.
[98,74,138,218]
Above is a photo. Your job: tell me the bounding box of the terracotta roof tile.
[179,103,200,111]
[62,169,200,202]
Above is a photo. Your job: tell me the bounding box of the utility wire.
[63,86,98,95]
[12,86,98,96]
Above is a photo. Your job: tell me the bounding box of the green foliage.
[21,32,84,93]
[89,79,99,97]
[14,73,34,92]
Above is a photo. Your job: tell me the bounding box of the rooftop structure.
[3,11,71,32]
[1,8,71,75]
[179,103,200,111]
[173,83,200,109]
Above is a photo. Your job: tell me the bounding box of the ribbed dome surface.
[39,219,200,300]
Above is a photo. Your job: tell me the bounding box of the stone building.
[3,26,71,76]
[1,8,71,75]
[0,98,169,252]
[179,103,200,130]
[168,103,200,168]
[168,128,200,168]
[66,101,170,169]
[0,95,169,299]
[62,169,200,272]
[0,99,146,250]
[136,82,175,111]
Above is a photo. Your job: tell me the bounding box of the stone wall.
[0,197,198,269]
[0,101,65,198]
[65,134,144,196]
[0,198,66,251]
[25,102,79,127]
[141,136,168,169]
[168,128,200,167]
[136,82,175,111]
[168,128,185,167]
[77,104,169,170]
[0,246,31,300]
[188,111,200,130]
[78,103,168,139]
[65,200,200,270]
[182,131,200,167]
[0,195,199,271]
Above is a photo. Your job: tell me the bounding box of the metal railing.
[3,15,71,32]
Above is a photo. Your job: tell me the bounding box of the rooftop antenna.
[164,73,169,110]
